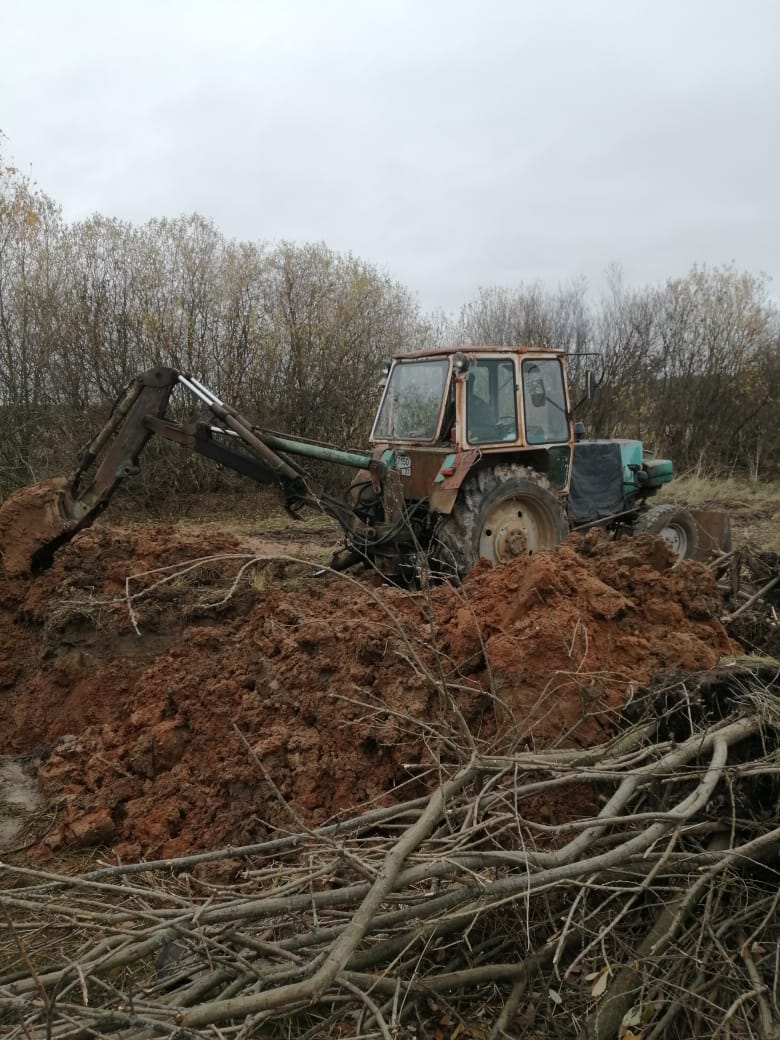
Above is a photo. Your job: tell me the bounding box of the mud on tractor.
[0,346,723,580]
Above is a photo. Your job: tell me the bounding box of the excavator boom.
[0,367,377,577]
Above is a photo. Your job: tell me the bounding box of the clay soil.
[0,520,737,864]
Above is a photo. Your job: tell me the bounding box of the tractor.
[343,345,702,580]
[0,346,711,581]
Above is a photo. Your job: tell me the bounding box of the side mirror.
[379,358,392,389]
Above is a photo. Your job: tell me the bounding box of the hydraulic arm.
[0,367,383,575]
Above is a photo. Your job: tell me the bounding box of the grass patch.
[666,474,780,509]
[665,475,780,550]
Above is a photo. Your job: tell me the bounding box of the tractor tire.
[634,503,699,561]
[430,464,568,582]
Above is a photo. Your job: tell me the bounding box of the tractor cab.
[371,348,573,452]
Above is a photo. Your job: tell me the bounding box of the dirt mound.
[0,522,736,861]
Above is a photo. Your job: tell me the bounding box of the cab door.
[464,356,519,446]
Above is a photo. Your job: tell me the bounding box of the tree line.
[453,270,779,478]
[1,150,777,505]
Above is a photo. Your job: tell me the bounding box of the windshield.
[372,358,450,441]
[522,358,570,443]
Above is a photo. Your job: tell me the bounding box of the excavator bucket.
[0,369,184,578]
[0,477,81,577]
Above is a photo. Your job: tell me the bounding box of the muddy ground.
[0,514,747,865]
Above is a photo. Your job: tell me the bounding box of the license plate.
[395,454,412,477]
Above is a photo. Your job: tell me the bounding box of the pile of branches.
[1,665,779,1040]
[716,547,780,657]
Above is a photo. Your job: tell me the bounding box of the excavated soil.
[0,521,737,862]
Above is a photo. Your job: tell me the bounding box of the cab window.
[372,359,449,441]
[522,358,570,443]
[466,358,518,444]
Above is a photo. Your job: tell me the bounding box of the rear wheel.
[634,504,698,561]
[431,464,568,581]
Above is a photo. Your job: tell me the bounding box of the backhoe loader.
[0,345,724,580]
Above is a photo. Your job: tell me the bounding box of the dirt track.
[0,518,740,863]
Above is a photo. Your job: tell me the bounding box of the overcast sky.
[2,0,778,313]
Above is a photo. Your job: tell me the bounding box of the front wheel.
[430,464,568,582]
[634,504,699,561]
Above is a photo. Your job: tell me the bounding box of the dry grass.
[666,474,780,509]
[663,475,780,550]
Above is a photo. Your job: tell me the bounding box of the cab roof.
[392,344,566,360]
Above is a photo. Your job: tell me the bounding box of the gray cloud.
[2,0,778,312]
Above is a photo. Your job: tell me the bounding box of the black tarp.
[568,440,625,524]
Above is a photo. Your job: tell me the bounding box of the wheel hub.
[496,521,530,558]
[480,499,544,563]
[658,523,687,558]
